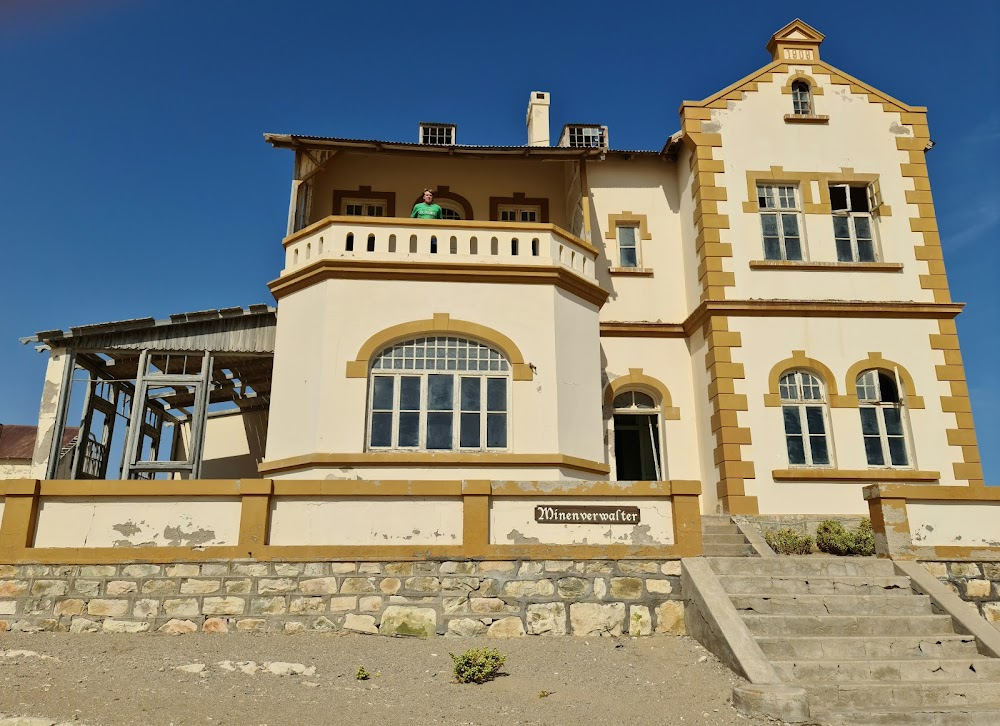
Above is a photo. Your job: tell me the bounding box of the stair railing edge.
[731,516,776,558]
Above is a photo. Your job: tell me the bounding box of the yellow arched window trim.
[345,313,533,381]
[763,350,852,407]
[604,368,680,420]
[780,73,825,95]
[845,353,924,409]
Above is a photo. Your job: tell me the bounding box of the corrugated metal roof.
[0,424,78,460]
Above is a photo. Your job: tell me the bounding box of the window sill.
[784,114,829,124]
[749,260,903,273]
[609,267,654,276]
[772,468,940,482]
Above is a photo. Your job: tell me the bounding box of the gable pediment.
[767,19,825,61]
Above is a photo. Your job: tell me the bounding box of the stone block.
[122,564,160,577]
[584,561,614,575]
[965,579,991,598]
[0,565,15,577]
[544,560,576,573]
[359,596,382,612]
[285,622,306,633]
[73,580,102,597]
[383,562,413,576]
[329,597,357,612]
[104,580,137,596]
[289,597,325,615]
[921,562,948,578]
[570,603,625,637]
[102,620,150,634]
[502,580,555,598]
[180,579,220,595]
[164,599,201,618]
[442,577,480,592]
[312,616,337,631]
[232,563,269,577]
[479,561,516,574]
[629,605,652,636]
[610,578,643,599]
[251,597,287,615]
[327,563,355,574]
[258,578,297,594]
[303,563,327,576]
[344,613,378,634]
[273,563,304,576]
[165,564,200,577]
[488,616,526,638]
[660,561,682,576]
[518,562,544,576]
[470,598,505,614]
[379,578,402,594]
[645,579,674,596]
[447,618,487,636]
[618,561,659,575]
[225,579,251,595]
[88,599,128,617]
[358,563,382,574]
[983,563,1000,580]
[379,605,436,638]
[440,561,477,575]
[478,579,500,597]
[300,577,339,595]
[203,597,246,616]
[443,597,468,614]
[201,564,229,576]
[133,599,159,619]
[594,579,608,599]
[527,603,566,635]
[341,578,377,594]
[54,599,85,616]
[655,600,686,635]
[0,601,16,616]
[31,580,68,597]
[414,561,439,574]
[236,618,266,632]
[949,562,982,578]
[159,618,198,635]
[141,579,177,596]
[0,620,8,632]
[70,617,101,633]
[404,577,441,593]
[203,617,229,633]
[0,581,28,597]
[81,565,117,577]
[983,602,1000,623]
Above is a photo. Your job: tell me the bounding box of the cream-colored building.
[15,20,985,518]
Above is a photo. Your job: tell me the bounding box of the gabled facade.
[15,20,985,518]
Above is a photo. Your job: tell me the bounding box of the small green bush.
[764,527,813,555]
[450,647,506,684]
[355,665,371,681]
[816,519,875,556]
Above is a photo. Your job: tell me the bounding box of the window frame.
[830,184,879,263]
[791,81,813,116]
[778,370,833,467]
[420,124,455,146]
[497,204,541,223]
[611,389,664,481]
[757,184,805,261]
[856,369,912,469]
[616,224,641,269]
[342,199,388,217]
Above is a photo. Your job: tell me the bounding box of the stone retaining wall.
[922,561,1000,628]
[0,559,686,638]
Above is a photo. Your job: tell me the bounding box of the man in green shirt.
[411,189,443,219]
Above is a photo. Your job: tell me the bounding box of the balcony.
[277,217,601,292]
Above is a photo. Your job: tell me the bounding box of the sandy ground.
[0,632,777,726]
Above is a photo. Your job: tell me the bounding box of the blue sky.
[1,1,996,481]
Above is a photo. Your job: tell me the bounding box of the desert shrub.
[817,519,874,556]
[450,647,506,684]
[764,527,813,555]
[355,666,371,681]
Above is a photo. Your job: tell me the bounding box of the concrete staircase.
[701,515,756,557]
[710,556,1000,724]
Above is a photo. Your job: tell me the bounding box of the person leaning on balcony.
[411,189,443,220]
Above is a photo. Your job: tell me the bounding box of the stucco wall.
[0,460,31,480]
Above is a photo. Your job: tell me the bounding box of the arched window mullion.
[779,370,831,467]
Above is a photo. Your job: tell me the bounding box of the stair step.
[741,613,954,637]
[702,524,740,535]
[717,574,911,594]
[756,635,981,660]
[709,555,896,577]
[701,533,749,545]
[804,680,1000,709]
[729,593,933,616]
[813,704,1000,725]
[772,658,1000,682]
[702,544,756,557]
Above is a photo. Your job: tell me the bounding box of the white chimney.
[526,91,550,146]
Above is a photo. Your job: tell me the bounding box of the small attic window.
[564,125,606,148]
[791,81,813,116]
[420,123,455,145]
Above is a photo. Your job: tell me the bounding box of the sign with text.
[534,505,641,525]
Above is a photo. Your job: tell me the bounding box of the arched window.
[439,202,463,220]
[791,81,812,116]
[368,337,510,451]
[856,370,909,467]
[779,370,831,466]
[612,390,663,480]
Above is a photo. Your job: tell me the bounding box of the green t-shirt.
[411,202,443,220]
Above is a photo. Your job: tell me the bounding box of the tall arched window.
[779,370,831,466]
[791,80,813,116]
[368,337,510,451]
[856,370,909,467]
[612,390,663,480]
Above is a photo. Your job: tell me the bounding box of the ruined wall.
[0,559,685,638]
[922,561,1000,629]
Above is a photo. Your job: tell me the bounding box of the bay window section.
[367,337,510,451]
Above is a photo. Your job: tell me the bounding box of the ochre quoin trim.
[344,313,533,381]
[258,452,611,476]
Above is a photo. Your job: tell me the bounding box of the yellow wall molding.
[259,452,610,476]
[749,261,903,273]
[843,352,925,409]
[763,350,853,408]
[344,313,533,381]
[743,167,882,216]
[773,469,940,482]
[604,368,681,420]
[604,211,653,241]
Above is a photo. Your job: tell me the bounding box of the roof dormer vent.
[559,124,608,150]
[419,123,456,145]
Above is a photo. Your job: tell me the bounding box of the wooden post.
[0,480,41,560]
[237,479,273,559]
